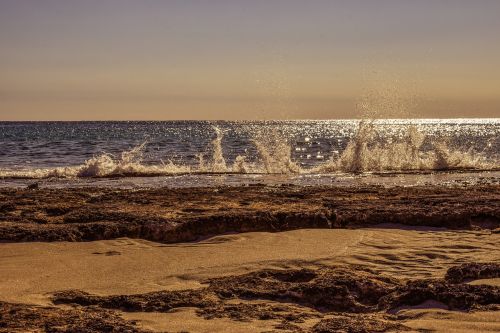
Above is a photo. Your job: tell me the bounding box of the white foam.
[252,129,301,174]
[0,143,191,179]
[0,124,497,180]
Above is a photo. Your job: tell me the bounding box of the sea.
[0,119,498,188]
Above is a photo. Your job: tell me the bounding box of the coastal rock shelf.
[0,185,499,243]
[2,263,499,333]
[52,264,500,314]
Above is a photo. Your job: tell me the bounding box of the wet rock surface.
[380,279,500,311]
[198,301,321,323]
[0,185,498,242]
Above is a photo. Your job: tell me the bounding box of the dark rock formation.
[206,267,398,312]
[26,182,39,190]
[197,302,320,323]
[445,262,500,283]
[0,301,148,333]
[52,263,500,318]
[53,289,219,312]
[379,279,500,311]
[4,263,499,332]
[0,185,498,243]
[312,314,409,333]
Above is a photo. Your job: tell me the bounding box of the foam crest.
[0,143,190,179]
[316,121,495,173]
[0,123,497,180]
[252,130,301,174]
[198,127,230,173]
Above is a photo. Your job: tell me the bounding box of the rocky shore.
[1,184,499,332]
[0,184,499,243]
[2,263,499,332]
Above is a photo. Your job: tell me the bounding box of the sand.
[0,229,365,305]
[1,184,499,332]
[401,309,500,332]
[1,228,499,332]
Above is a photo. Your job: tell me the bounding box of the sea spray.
[198,126,300,174]
[77,142,148,177]
[315,121,495,173]
[312,69,494,172]
[75,142,190,177]
[0,143,191,179]
[197,126,231,173]
[232,155,249,173]
[209,127,228,172]
[252,129,301,174]
[0,122,497,179]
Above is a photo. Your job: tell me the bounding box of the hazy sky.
[1,0,499,120]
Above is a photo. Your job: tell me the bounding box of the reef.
[0,184,499,243]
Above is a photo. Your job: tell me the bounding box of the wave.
[314,121,496,173]
[0,123,498,179]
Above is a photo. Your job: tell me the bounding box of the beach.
[2,0,500,330]
[1,184,499,332]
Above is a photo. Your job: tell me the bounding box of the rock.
[26,182,39,190]
[1,185,498,243]
[312,313,409,333]
[42,263,500,332]
[379,278,500,311]
[0,301,148,333]
[207,267,398,313]
[445,262,500,283]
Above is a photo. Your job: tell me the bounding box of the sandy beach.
[2,0,500,331]
[1,184,499,332]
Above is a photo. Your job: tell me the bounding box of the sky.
[0,0,499,120]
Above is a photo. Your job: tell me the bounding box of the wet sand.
[0,184,499,332]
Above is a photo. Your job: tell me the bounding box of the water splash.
[307,70,495,173]
[315,121,495,173]
[0,122,497,179]
[198,127,229,173]
[252,130,301,174]
[1,143,190,179]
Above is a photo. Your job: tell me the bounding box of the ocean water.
[0,119,499,188]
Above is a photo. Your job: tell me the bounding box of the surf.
[0,121,497,180]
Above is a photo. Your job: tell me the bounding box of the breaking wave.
[0,122,497,180]
[314,121,496,173]
[0,144,191,179]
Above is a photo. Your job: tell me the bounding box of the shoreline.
[0,229,499,332]
[0,184,498,243]
[1,183,499,332]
